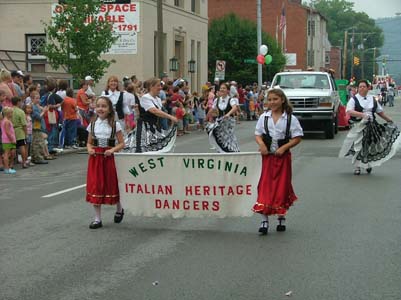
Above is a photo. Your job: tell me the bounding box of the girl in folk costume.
[86,97,125,229]
[125,78,178,153]
[252,89,303,235]
[101,76,132,135]
[339,80,400,175]
[206,82,240,152]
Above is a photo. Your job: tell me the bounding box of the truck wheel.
[325,119,335,139]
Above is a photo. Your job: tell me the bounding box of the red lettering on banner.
[153,199,221,212]
[163,200,170,209]
[183,185,253,197]
[212,201,220,211]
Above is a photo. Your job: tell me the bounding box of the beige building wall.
[0,0,208,94]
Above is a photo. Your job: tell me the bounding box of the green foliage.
[310,0,384,79]
[41,0,118,82]
[208,14,285,84]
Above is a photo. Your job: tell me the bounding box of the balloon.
[265,54,273,65]
[256,54,265,64]
[259,44,268,56]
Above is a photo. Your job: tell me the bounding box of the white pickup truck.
[270,71,340,139]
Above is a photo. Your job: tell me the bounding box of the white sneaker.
[72,145,79,149]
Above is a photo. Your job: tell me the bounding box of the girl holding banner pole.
[252,89,303,235]
[206,82,240,152]
[86,96,125,229]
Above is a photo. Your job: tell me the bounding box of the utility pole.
[350,27,355,78]
[342,31,348,79]
[157,0,164,78]
[373,47,376,77]
[257,0,262,88]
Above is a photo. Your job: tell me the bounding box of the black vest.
[90,119,116,147]
[349,95,377,122]
[216,97,232,117]
[105,90,125,120]
[262,114,292,151]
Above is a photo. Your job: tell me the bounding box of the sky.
[350,0,401,19]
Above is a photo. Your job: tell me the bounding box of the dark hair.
[96,96,115,127]
[66,88,74,98]
[357,79,370,88]
[46,77,57,92]
[79,80,87,89]
[11,96,22,106]
[58,79,69,91]
[219,82,230,90]
[267,88,293,114]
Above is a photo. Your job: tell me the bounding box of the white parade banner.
[115,152,262,218]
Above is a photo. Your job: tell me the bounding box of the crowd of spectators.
[0,68,269,175]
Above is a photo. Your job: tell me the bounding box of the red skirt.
[252,151,297,215]
[86,147,120,205]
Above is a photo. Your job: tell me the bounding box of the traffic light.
[353,56,360,66]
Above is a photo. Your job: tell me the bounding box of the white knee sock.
[94,205,101,222]
[261,214,269,222]
[116,202,123,213]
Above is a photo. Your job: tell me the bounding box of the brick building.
[209,0,332,73]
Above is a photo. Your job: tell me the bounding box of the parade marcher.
[101,76,131,134]
[252,88,303,235]
[125,77,178,153]
[86,96,125,229]
[206,82,240,152]
[339,80,400,175]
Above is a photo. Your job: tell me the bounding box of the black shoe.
[258,221,268,235]
[276,217,286,232]
[33,160,49,164]
[366,167,372,174]
[353,169,361,175]
[114,209,124,223]
[89,220,103,229]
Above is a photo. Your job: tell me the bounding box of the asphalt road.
[1,102,400,300]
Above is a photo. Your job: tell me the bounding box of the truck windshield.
[275,74,330,89]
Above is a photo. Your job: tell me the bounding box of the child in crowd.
[174,101,185,136]
[197,98,206,131]
[31,91,49,164]
[0,90,5,170]
[1,107,17,174]
[24,103,33,164]
[86,96,125,229]
[252,88,303,235]
[62,88,78,149]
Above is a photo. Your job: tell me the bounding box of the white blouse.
[86,118,122,139]
[255,111,304,140]
[346,94,383,116]
[101,90,131,116]
[140,93,163,111]
[212,96,238,111]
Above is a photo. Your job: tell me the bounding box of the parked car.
[270,71,341,139]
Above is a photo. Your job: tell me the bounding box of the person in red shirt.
[62,88,79,148]
[174,101,185,136]
[76,81,91,127]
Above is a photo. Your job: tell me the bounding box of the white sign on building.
[51,2,140,54]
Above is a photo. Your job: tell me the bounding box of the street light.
[169,57,178,72]
[188,60,196,73]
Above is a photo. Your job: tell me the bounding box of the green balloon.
[265,54,273,65]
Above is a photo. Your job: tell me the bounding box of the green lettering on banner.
[129,167,139,177]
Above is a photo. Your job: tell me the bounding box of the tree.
[310,0,384,79]
[42,0,118,82]
[208,14,285,85]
